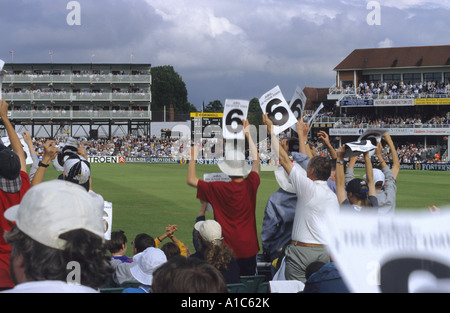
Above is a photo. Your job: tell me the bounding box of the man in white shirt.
[263,114,340,283]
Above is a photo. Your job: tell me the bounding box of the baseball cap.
[195,220,223,244]
[0,145,22,193]
[346,178,369,197]
[4,180,104,250]
[364,168,385,186]
[130,247,167,285]
[63,155,90,191]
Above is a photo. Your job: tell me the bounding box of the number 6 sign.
[222,99,249,140]
[259,85,297,135]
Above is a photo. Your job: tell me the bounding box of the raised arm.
[263,113,293,174]
[335,145,347,205]
[30,139,58,187]
[383,133,400,180]
[317,130,337,159]
[243,119,259,173]
[0,99,26,173]
[187,144,200,187]
[363,151,376,199]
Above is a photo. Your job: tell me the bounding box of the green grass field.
[41,163,450,256]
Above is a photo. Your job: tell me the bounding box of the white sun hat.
[4,180,104,250]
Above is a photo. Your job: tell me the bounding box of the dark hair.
[106,230,127,254]
[308,156,331,181]
[161,242,181,260]
[133,233,155,254]
[152,256,227,293]
[5,226,114,289]
[197,235,234,271]
[305,261,326,280]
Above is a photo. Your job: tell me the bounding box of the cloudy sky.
[1,0,449,109]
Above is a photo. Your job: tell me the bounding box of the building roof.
[334,45,450,71]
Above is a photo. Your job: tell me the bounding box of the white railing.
[9,110,151,120]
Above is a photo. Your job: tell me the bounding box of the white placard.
[344,140,377,159]
[1,134,33,165]
[222,99,249,140]
[203,173,230,211]
[103,201,113,240]
[322,210,450,293]
[305,102,324,138]
[259,86,297,135]
[289,86,307,132]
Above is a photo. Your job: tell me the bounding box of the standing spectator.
[263,113,340,283]
[21,131,39,182]
[336,147,378,213]
[373,133,400,215]
[1,180,113,293]
[0,99,30,290]
[187,119,260,276]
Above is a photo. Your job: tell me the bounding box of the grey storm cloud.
[0,0,449,107]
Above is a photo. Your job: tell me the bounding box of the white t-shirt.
[0,281,99,293]
[289,165,340,245]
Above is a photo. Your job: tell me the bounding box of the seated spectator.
[107,230,133,264]
[111,233,155,285]
[190,220,240,284]
[160,242,182,260]
[155,224,188,257]
[122,247,167,293]
[302,262,350,293]
[1,180,113,293]
[152,256,227,293]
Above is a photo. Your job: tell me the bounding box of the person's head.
[152,256,227,293]
[346,178,369,204]
[130,247,167,286]
[305,261,326,281]
[107,230,128,255]
[161,242,181,260]
[307,156,331,181]
[194,220,233,271]
[3,180,113,288]
[365,168,385,190]
[0,142,22,193]
[217,145,251,179]
[132,233,155,254]
[63,155,91,191]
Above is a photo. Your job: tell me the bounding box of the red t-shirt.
[0,171,31,288]
[196,171,260,259]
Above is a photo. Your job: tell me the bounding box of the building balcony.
[3,92,151,103]
[9,109,152,120]
[3,74,152,85]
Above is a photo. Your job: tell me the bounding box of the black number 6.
[266,98,289,126]
[225,108,244,133]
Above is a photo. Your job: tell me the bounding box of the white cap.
[364,168,385,185]
[4,180,104,250]
[63,156,90,185]
[130,247,167,285]
[218,149,252,177]
[196,220,223,244]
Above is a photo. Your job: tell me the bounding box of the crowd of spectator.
[331,80,450,99]
[335,112,450,128]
